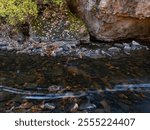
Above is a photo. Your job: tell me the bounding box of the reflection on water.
[0,49,150,112]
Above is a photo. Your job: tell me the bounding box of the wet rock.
[79,102,96,110]
[101,50,112,57]
[131,41,142,50]
[48,85,62,92]
[43,103,56,110]
[0,42,9,47]
[62,44,71,51]
[108,47,121,54]
[0,46,8,51]
[114,43,124,48]
[124,45,132,55]
[19,101,33,109]
[30,105,42,112]
[70,103,79,112]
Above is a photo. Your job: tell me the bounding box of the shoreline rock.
[67,0,150,41]
[0,36,149,59]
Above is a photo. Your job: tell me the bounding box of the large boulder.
[67,0,150,41]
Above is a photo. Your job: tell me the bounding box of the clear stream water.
[0,48,150,112]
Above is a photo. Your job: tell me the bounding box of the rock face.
[67,0,150,41]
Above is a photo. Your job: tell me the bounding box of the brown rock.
[67,0,150,41]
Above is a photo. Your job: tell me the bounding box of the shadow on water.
[0,49,150,112]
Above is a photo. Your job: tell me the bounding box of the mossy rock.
[30,1,89,43]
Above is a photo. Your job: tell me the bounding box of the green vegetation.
[52,0,64,6]
[43,0,64,6]
[0,0,38,25]
[0,0,66,25]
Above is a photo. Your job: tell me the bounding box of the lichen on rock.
[30,0,89,43]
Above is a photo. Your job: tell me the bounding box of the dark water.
[0,49,150,112]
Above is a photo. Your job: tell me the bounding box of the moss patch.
[30,1,89,42]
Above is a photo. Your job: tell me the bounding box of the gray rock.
[62,45,70,51]
[108,47,121,54]
[79,103,96,110]
[114,43,124,48]
[95,49,101,55]
[123,44,132,55]
[70,103,79,112]
[0,46,8,51]
[55,48,63,53]
[123,43,130,47]
[101,50,112,57]
[131,40,142,50]
[0,42,9,47]
[44,103,56,110]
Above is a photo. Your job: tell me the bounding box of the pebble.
[79,102,96,110]
[131,40,142,50]
[101,50,112,57]
[124,46,131,55]
[0,42,9,46]
[108,47,120,54]
[43,103,56,110]
[62,45,70,51]
[0,37,149,59]
[114,43,124,48]
[70,103,79,112]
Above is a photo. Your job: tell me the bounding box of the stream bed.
[0,47,150,113]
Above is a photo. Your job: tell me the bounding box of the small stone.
[131,40,142,50]
[51,51,56,56]
[48,85,62,92]
[0,46,7,50]
[62,45,69,51]
[55,48,63,53]
[7,46,14,51]
[79,103,96,110]
[123,43,130,47]
[95,49,100,55]
[132,40,140,46]
[101,50,112,57]
[108,47,120,53]
[80,47,87,52]
[114,43,124,48]
[19,102,33,109]
[86,104,96,109]
[44,103,56,110]
[70,103,79,112]
[124,46,131,55]
[0,42,9,46]
[62,44,72,51]
[70,44,76,48]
